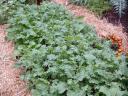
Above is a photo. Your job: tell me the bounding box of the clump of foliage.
[0,0,48,24]
[69,0,111,16]
[0,0,25,24]
[0,0,13,24]
[7,2,128,96]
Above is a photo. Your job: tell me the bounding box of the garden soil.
[0,0,128,96]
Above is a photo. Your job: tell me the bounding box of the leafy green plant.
[7,2,128,96]
[0,0,47,24]
[69,0,112,16]
[0,0,26,24]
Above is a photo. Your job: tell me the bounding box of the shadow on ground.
[102,7,128,34]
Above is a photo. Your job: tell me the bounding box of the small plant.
[69,0,112,16]
[103,34,124,58]
[7,2,128,96]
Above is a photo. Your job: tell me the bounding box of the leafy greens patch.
[7,2,128,96]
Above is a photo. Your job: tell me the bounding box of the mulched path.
[0,25,30,96]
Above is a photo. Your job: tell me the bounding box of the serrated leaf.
[57,82,67,94]
[31,89,41,96]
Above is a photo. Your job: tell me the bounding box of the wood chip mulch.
[0,25,31,96]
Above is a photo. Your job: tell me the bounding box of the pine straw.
[53,0,128,52]
[0,25,31,96]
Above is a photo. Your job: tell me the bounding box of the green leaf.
[76,16,84,22]
[57,82,67,94]
[47,54,57,60]
[99,84,126,96]
[31,89,41,96]
[74,23,85,32]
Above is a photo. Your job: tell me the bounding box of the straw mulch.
[0,25,31,96]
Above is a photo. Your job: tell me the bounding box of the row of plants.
[69,0,127,18]
[69,0,112,16]
[1,0,127,24]
[0,0,25,24]
[0,0,46,24]
[7,2,128,96]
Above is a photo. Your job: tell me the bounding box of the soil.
[102,8,128,33]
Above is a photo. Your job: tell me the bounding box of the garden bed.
[0,1,128,96]
[53,0,128,52]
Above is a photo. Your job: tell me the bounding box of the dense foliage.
[0,0,47,24]
[69,0,111,16]
[7,2,128,96]
[0,0,25,24]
